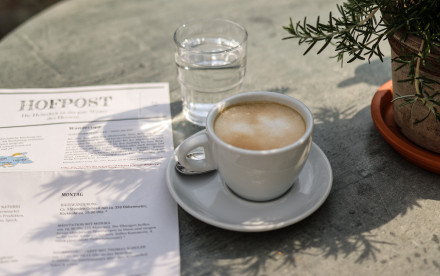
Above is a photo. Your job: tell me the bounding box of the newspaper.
[0,83,180,276]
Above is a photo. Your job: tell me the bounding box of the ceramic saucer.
[166,142,333,232]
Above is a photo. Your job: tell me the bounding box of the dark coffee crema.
[213,101,306,150]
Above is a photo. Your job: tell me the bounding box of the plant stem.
[301,7,380,41]
[414,40,424,96]
[348,27,395,55]
[391,94,416,102]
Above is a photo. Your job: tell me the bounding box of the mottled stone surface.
[1,0,439,275]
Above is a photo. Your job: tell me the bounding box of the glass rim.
[173,18,248,54]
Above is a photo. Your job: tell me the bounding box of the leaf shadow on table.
[16,96,440,276]
[9,105,180,276]
[19,169,180,276]
[178,104,440,276]
[337,57,392,88]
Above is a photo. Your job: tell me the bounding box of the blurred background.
[0,0,60,39]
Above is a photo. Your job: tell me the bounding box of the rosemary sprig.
[283,0,440,123]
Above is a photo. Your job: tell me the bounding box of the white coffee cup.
[175,91,314,201]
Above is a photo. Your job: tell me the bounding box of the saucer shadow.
[178,104,440,276]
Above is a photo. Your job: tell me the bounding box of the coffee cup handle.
[175,131,217,173]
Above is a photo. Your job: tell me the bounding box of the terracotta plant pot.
[389,32,440,153]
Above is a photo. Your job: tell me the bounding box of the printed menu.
[0,83,180,275]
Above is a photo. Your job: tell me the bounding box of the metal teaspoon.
[175,151,216,175]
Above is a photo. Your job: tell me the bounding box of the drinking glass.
[174,19,248,126]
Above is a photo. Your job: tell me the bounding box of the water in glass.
[176,37,246,125]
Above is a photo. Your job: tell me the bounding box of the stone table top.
[0,0,439,275]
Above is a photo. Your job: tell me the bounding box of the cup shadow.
[178,104,440,276]
[22,95,440,276]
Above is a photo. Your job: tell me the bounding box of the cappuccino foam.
[214,101,306,150]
